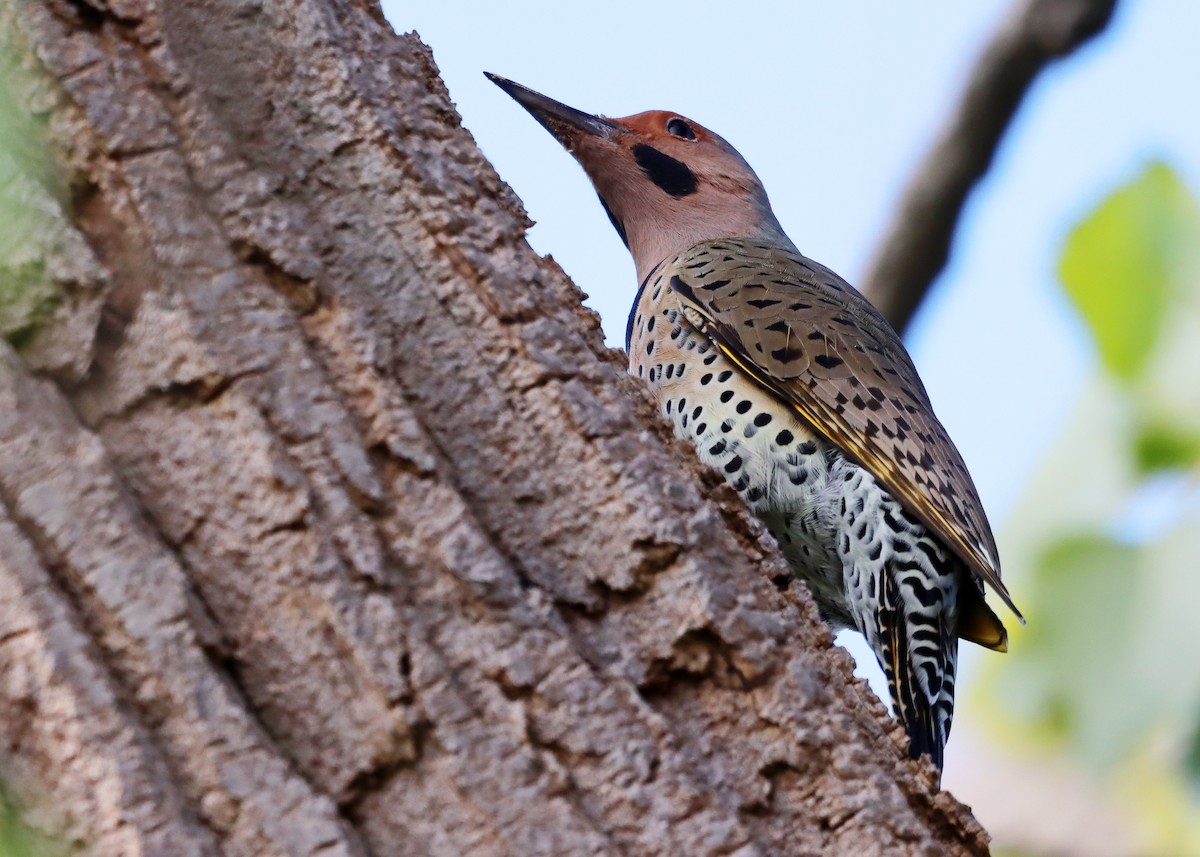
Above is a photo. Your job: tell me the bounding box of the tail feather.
[878,573,949,772]
[835,463,963,779]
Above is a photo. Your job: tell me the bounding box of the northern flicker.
[487,73,1021,774]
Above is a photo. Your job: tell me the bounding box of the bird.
[487,72,1021,775]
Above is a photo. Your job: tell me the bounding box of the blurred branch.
[862,0,1118,334]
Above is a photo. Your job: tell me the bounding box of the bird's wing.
[666,239,1022,641]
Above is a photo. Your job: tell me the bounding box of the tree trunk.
[0,0,992,854]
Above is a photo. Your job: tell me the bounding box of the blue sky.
[381,0,1200,782]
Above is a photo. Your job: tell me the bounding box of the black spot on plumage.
[912,625,939,647]
[665,364,674,379]
[719,390,734,403]
[721,419,734,433]
[815,353,844,370]
[700,373,712,385]
[632,143,698,197]
[709,440,726,455]
[724,455,743,474]
[700,278,731,292]
[908,581,941,610]
[798,440,817,455]
[765,320,789,333]
[736,400,752,414]
[747,298,781,309]
[718,370,732,382]
[753,412,772,427]
[771,346,804,363]
[703,353,718,365]
[694,422,706,435]
[775,429,794,446]
[646,316,655,332]
[746,486,764,502]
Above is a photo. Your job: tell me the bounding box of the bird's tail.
[874,557,959,776]
[835,469,963,777]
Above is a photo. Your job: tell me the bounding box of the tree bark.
[0,0,992,854]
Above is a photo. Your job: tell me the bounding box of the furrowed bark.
[0,0,991,854]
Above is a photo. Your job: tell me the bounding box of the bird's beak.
[485,72,620,148]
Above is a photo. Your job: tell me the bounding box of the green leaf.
[1059,162,1200,382]
[1186,716,1200,791]
[994,533,1142,768]
[1134,421,1200,473]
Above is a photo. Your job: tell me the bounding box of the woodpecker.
[487,72,1021,775]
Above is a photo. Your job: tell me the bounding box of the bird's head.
[487,73,792,282]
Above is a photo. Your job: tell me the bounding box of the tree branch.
[861,0,1118,334]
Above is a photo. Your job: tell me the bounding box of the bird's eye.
[666,118,696,140]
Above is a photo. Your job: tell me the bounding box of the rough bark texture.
[0,0,993,854]
[861,0,1117,334]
